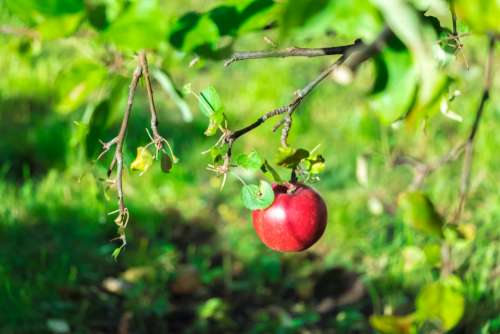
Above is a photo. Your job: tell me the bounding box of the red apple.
[252,183,327,252]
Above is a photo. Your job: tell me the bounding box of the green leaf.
[455,0,500,33]
[261,160,282,183]
[5,0,84,21]
[199,86,222,117]
[130,146,154,174]
[37,13,83,40]
[370,314,415,334]
[204,111,225,136]
[325,0,383,40]
[276,147,309,169]
[241,180,275,210]
[370,38,418,123]
[423,244,441,267]
[169,12,220,52]
[304,154,325,175]
[111,246,123,260]
[402,246,426,272]
[398,191,444,237]
[373,0,449,124]
[235,151,264,170]
[238,0,278,33]
[56,61,106,114]
[416,277,465,331]
[103,3,168,50]
[152,70,192,122]
[279,0,329,38]
[209,146,225,164]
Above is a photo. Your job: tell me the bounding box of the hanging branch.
[224,42,359,67]
[96,51,173,255]
[216,26,392,177]
[454,35,496,222]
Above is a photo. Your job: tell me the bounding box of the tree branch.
[216,26,392,175]
[224,42,360,67]
[454,35,496,222]
[138,52,162,147]
[114,64,142,219]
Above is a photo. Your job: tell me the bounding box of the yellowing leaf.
[416,278,465,331]
[370,314,415,334]
[457,223,477,241]
[130,146,153,174]
[398,191,444,237]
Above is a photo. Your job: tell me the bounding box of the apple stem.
[290,168,298,184]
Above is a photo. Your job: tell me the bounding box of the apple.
[252,183,327,252]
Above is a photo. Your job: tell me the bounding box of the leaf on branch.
[398,191,444,237]
[160,151,173,173]
[205,111,225,136]
[199,85,223,117]
[415,276,465,331]
[369,38,418,124]
[241,180,275,210]
[261,160,282,183]
[304,154,325,175]
[369,314,415,334]
[454,0,500,33]
[276,147,309,169]
[209,146,225,164]
[130,146,153,174]
[235,151,264,171]
[373,0,452,125]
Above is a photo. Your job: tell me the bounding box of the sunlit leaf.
[416,277,465,331]
[369,38,418,123]
[373,0,450,124]
[398,191,444,237]
[402,246,426,272]
[370,314,415,334]
[454,0,500,33]
[56,62,106,114]
[241,180,274,210]
[103,2,168,50]
[199,86,222,117]
[304,154,325,175]
[276,147,309,169]
[198,297,228,320]
[37,13,83,40]
[204,111,225,136]
[130,146,153,174]
[238,0,278,33]
[235,151,264,170]
[423,244,441,267]
[279,0,329,38]
[170,12,220,52]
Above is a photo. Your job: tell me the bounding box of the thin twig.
[454,35,495,222]
[224,42,360,67]
[217,27,392,177]
[138,52,162,148]
[114,64,143,217]
[450,2,458,36]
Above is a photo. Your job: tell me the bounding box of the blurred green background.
[0,0,499,333]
